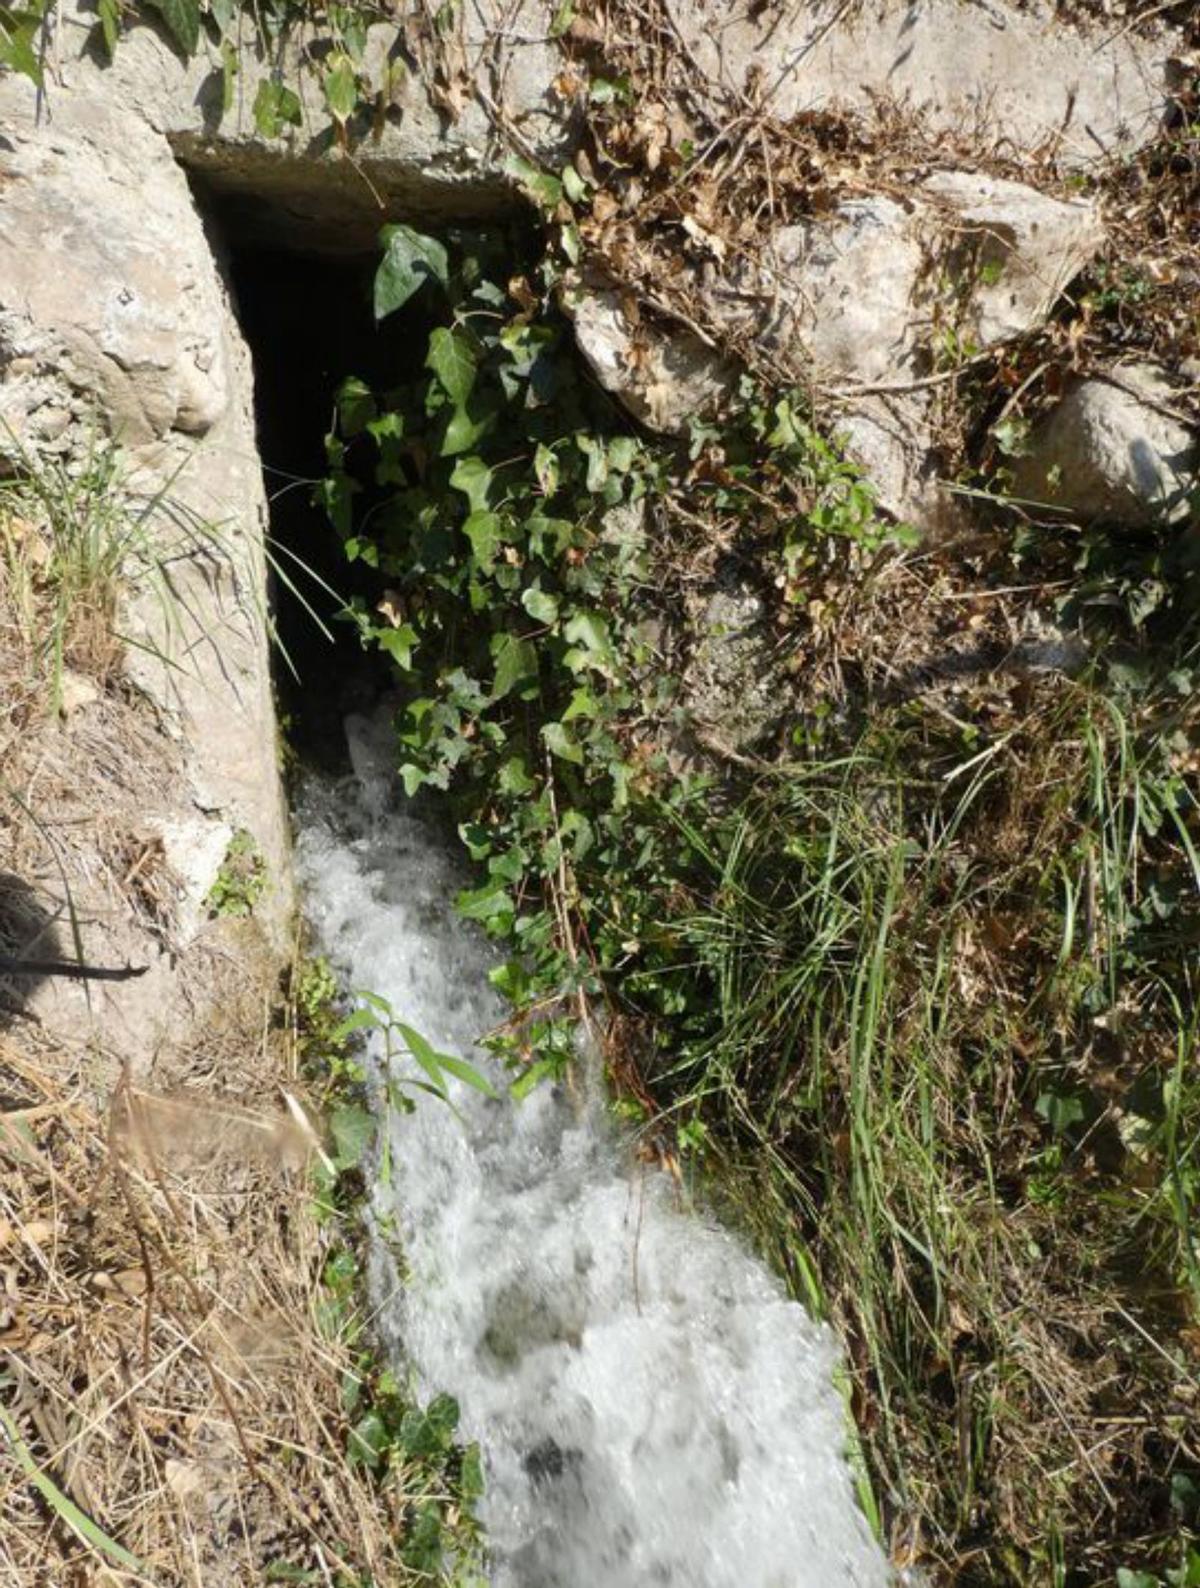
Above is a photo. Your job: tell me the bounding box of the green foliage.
[0,0,44,85]
[319,223,900,1097]
[292,957,487,1583]
[311,219,1200,1582]
[375,226,450,320]
[333,989,497,1110]
[143,0,200,56]
[205,828,266,917]
[0,1396,146,1572]
[0,429,221,713]
[252,76,302,137]
[0,0,390,143]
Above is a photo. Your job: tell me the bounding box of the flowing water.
[295,710,890,1588]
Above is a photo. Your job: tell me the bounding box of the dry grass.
[0,1027,408,1587]
[0,444,464,1585]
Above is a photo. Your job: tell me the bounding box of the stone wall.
[0,0,1195,1048]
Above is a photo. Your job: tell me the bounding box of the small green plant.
[291,960,489,1583]
[205,828,266,917]
[0,435,139,711]
[0,428,234,712]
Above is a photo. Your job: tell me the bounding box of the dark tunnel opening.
[214,230,420,765]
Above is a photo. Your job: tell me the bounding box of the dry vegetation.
[0,455,473,1585]
[0,1030,404,1586]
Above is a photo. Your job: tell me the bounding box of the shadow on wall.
[1128,436,1198,522]
[0,871,65,1030]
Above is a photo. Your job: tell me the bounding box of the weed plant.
[0,431,234,714]
[0,439,134,710]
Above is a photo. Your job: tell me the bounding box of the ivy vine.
[1,0,395,144]
[319,221,898,1096]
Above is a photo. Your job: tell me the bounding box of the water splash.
[295,711,889,1588]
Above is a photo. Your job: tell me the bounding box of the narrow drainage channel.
[294,711,888,1588]
[213,201,889,1586]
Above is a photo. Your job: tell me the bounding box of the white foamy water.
[295,711,890,1588]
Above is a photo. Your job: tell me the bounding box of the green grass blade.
[0,1400,148,1574]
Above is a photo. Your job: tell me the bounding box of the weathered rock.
[668,0,1179,166]
[755,176,1103,527]
[758,198,924,385]
[921,171,1106,345]
[684,585,787,749]
[569,287,737,434]
[582,176,1103,530]
[1010,365,1199,526]
[0,73,293,966]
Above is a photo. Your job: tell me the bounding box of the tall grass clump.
[636,671,1200,1583]
[0,432,240,713]
[0,439,137,709]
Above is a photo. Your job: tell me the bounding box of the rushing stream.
[295,710,889,1588]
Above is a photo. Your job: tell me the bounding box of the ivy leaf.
[521,586,559,626]
[588,75,627,104]
[562,685,597,721]
[144,0,200,56]
[1035,1087,1087,1136]
[253,78,302,138]
[336,376,376,437]
[560,808,595,859]
[314,473,359,537]
[542,721,584,764]
[450,455,492,512]
[376,624,418,671]
[563,609,612,657]
[498,757,535,796]
[526,514,575,556]
[533,442,559,496]
[506,155,563,211]
[348,1409,388,1470]
[463,510,501,570]
[330,1104,375,1171]
[561,163,588,203]
[456,881,514,925]
[608,435,639,472]
[443,401,495,457]
[323,52,358,124]
[576,433,608,493]
[374,224,449,321]
[491,631,537,701]
[548,0,574,37]
[426,327,477,406]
